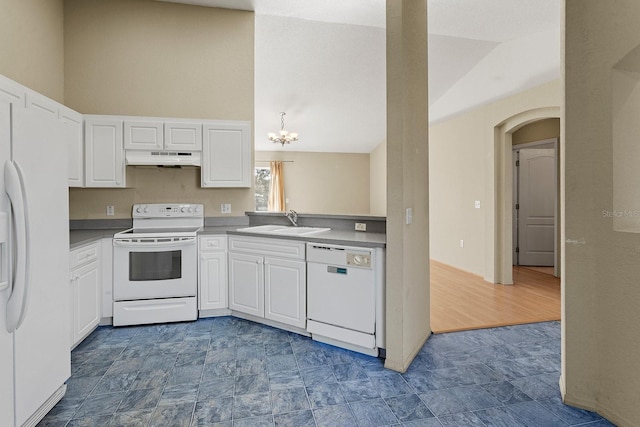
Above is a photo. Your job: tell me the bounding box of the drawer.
[70,242,99,269]
[199,235,227,251]
[228,236,305,259]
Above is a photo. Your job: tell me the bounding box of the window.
[255,166,271,211]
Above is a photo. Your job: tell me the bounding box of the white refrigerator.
[0,100,71,426]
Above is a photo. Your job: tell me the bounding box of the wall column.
[384,0,430,372]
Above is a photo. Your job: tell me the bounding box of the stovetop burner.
[114,203,204,239]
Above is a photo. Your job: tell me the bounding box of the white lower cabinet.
[198,235,228,311]
[70,242,101,348]
[264,257,306,328]
[228,236,306,329]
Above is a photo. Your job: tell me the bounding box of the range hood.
[125,150,201,167]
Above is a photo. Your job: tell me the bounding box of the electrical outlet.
[221,203,231,214]
[106,205,114,216]
[355,222,367,231]
[460,239,464,248]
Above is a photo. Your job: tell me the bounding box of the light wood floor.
[430,260,561,333]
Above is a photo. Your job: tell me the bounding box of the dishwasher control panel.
[347,253,371,268]
[307,243,374,269]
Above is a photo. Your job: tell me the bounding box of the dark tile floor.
[37,318,613,426]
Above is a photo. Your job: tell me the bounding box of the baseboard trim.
[563,390,633,426]
[384,329,431,373]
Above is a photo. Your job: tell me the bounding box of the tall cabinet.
[202,121,251,188]
[198,235,228,312]
[84,116,125,188]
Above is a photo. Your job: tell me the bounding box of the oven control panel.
[132,204,204,218]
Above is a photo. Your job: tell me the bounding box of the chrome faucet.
[285,209,298,227]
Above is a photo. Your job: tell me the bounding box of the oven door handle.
[113,237,196,248]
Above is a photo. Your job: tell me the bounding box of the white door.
[72,260,101,346]
[60,107,84,187]
[165,122,202,152]
[124,120,163,150]
[202,122,251,188]
[264,257,306,328]
[517,148,556,266]
[85,117,125,187]
[228,252,264,317]
[199,251,228,310]
[0,101,15,427]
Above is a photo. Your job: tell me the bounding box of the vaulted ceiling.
[158,0,561,152]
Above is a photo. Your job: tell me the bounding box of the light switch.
[475,200,481,209]
[406,208,413,225]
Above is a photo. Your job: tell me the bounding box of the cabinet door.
[199,251,228,310]
[202,121,251,188]
[25,92,58,118]
[124,120,163,150]
[264,257,306,328]
[85,117,125,187]
[165,122,202,152]
[0,75,25,106]
[72,261,101,347]
[60,107,84,187]
[228,252,264,317]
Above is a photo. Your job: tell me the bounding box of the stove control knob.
[136,206,144,214]
[143,206,148,213]
[194,206,200,213]
[188,207,194,213]
[181,207,188,213]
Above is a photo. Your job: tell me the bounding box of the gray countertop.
[71,226,386,249]
[70,229,124,249]
[224,228,386,248]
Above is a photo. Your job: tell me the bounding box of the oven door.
[113,236,197,301]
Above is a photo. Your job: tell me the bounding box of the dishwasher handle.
[327,266,348,275]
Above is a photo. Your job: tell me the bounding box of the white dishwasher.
[306,243,379,355]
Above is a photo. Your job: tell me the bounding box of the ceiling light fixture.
[268,112,298,146]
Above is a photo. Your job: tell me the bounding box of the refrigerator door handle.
[5,160,30,333]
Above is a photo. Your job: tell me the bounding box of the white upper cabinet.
[202,121,251,188]
[165,122,202,151]
[25,92,58,118]
[60,107,84,187]
[0,75,24,106]
[124,120,202,152]
[124,120,163,150]
[85,116,125,188]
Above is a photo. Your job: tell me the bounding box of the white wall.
[254,15,386,153]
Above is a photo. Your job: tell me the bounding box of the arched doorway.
[488,107,561,284]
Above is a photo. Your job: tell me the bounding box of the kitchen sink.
[273,227,331,235]
[236,225,289,233]
[236,225,330,236]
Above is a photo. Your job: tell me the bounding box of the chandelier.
[268,112,298,146]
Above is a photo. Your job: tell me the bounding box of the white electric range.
[112,203,203,326]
